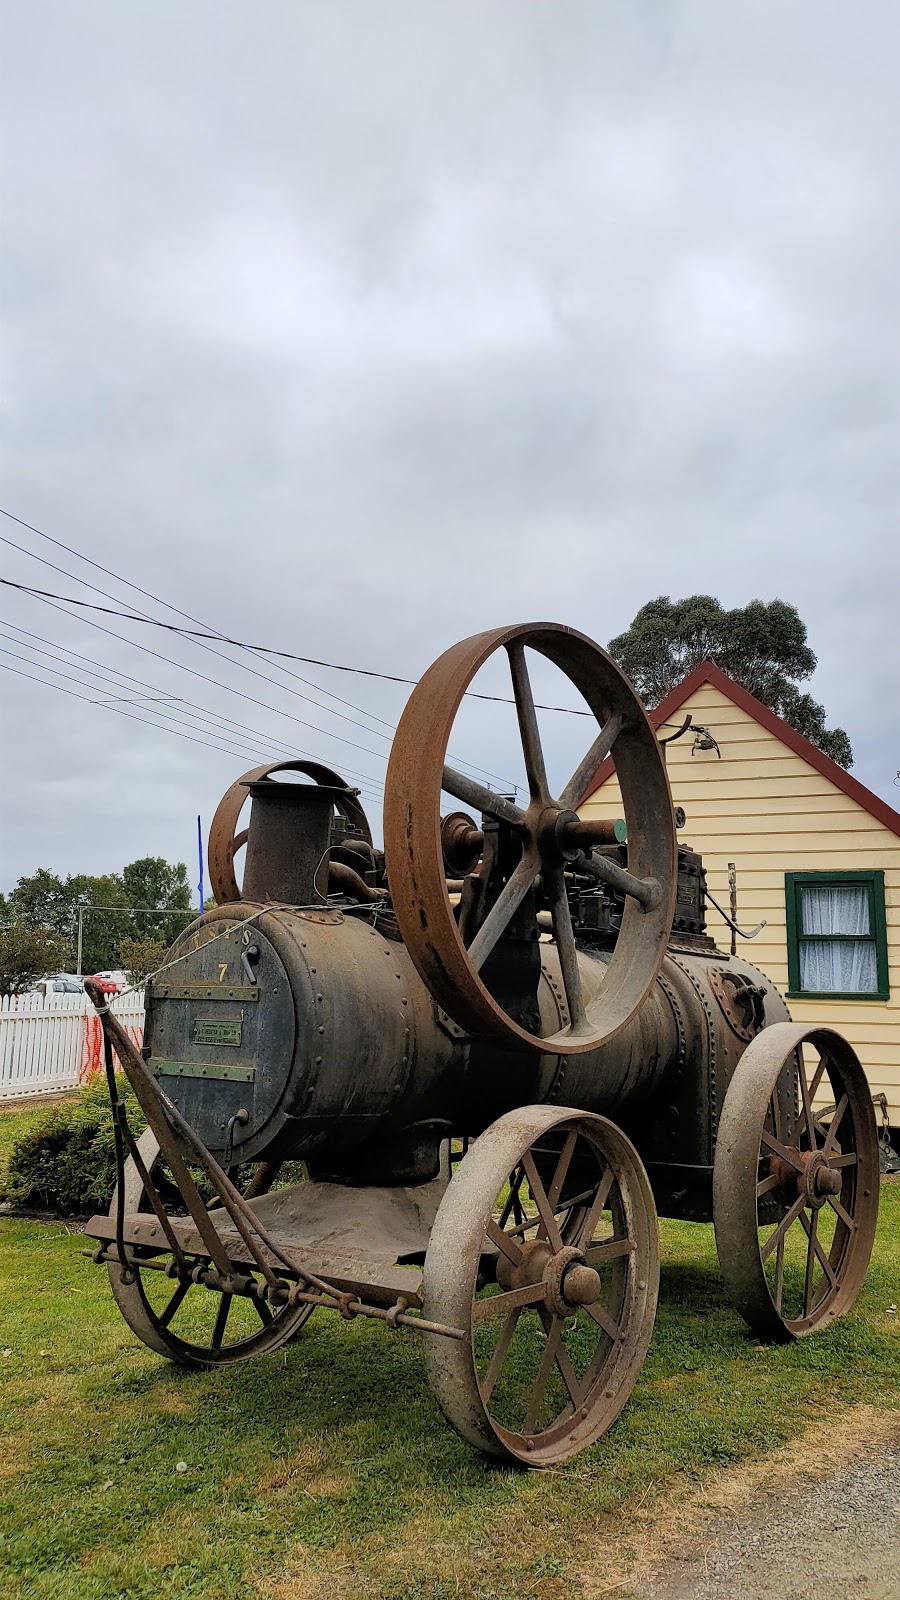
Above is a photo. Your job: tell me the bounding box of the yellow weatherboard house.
[577,660,900,1129]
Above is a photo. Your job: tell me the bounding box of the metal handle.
[224,1108,250,1165]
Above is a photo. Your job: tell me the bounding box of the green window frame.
[785,870,889,1001]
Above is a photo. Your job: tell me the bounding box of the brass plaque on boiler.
[193,1019,242,1047]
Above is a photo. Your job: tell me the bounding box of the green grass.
[0,1100,897,1600]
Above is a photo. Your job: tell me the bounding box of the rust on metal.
[712,1023,879,1340]
[208,759,372,905]
[383,623,676,1056]
[78,619,882,1465]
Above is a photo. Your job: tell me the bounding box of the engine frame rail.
[85,1241,465,1341]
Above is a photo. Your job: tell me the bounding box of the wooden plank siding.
[581,681,900,1122]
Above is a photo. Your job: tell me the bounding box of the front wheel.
[422,1106,659,1465]
[107,1129,315,1365]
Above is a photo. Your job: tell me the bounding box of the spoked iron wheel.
[384,623,676,1055]
[107,1129,314,1366]
[423,1106,659,1465]
[713,1024,879,1341]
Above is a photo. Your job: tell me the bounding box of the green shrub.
[0,1073,146,1213]
[1,1076,308,1214]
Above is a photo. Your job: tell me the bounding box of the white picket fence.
[0,990,145,1100]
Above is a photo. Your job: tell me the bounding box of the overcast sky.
[1,1,898,898]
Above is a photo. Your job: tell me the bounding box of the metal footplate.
[85,1176,448,1312]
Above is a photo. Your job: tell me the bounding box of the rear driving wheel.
[713,1024,879,1340]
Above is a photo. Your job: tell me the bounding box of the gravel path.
[622,1433,900,1600]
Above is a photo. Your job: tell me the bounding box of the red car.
[88,974,121,996]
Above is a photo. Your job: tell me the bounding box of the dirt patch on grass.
[254,1403,900,1600]
[156,1391,196,1415]
[576,1403,900,1597]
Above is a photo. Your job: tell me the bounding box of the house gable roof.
[578,659,900,840]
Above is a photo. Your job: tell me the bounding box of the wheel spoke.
[547,1131,578,1211]
[480,1307,522,1402]
[773,1233,785,1313]
[798,1056,819,1149]
[545,867,587,1030]
[521,1151,565,1252]
[585,1236,634,1266]
[760,1130,806,1174]
[211,1292,233,1349]
[253,1295,274,1326]
[807,1055,829,1108]
[158,1277,190,1329]
[828,1150,857,1168]
[559,712,623,811]
[826,1184,851,1228]
[506,642,549,802]
[466,855,538,971]
[580,850,660,909]
[576,1167,616,1251]
[441,765,523,829]
[525,1318,563,1433]
[583,1298,622,1342]
[498,1164,528,1231]
[770,1087,785,1143]
[822,1095,849,1155]
[505,1189,594,1239]
[760,1192,807,1262]
[799,1210,839,1291]
[537,1305,585,1408]
[802,1210,819,1314]
[756,1169,781,1200]
[486,1216,523,1266]
[553,1336,582,1409]
[472,1282,546,1319]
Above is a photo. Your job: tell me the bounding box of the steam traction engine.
[84,624,879,1467]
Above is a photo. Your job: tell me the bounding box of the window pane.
[799,938,877,993]
[801,885,869,937]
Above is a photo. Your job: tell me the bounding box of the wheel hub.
[495,1236,602,1316]
[801,1150,842,1209]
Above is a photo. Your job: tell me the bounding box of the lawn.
[0,1100,898,1600]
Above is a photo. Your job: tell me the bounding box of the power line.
[1,560,523,788]
[0,529,401,761]
[1,573,593,716]
[0,644,288,769]
[0,541,402,776]
[0,658,281,766]
[0,508,534,787]
[0,619,385,798]
[0,656,386,812]
[0,507,398,737]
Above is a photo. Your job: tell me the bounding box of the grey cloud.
[1,1,898,886]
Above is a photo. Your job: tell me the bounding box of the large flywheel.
[384,623,676,1055]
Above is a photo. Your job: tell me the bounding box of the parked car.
[28,973,84,998]
[90,970,128,995]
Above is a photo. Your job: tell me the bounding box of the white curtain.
[799,885,876,993]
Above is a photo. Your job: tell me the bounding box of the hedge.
[1,1076,306,1214]
[1,1074,147,1213]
